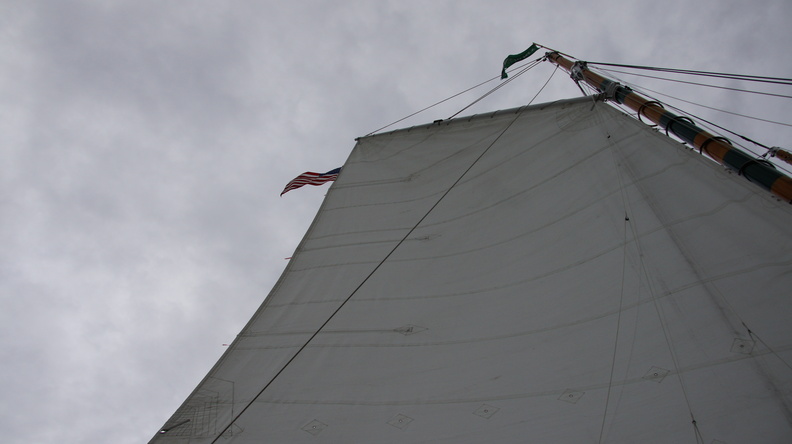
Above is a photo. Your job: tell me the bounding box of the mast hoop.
[699,136,732,156]
[603,81,623,101]
[738,158,777,177]
[665,115,696,138]
[637,100,664,126]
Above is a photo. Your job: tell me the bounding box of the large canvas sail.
[151,96,792,443]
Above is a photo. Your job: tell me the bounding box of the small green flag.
[501,43,540,79]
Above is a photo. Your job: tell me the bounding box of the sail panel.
[152,97,792,443]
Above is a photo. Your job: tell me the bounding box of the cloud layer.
[1,1,790,443]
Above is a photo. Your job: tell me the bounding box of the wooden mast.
[545,51,792,203]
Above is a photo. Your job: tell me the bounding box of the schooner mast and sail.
[151,45,792,443]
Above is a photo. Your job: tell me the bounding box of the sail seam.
[252,345,792,406]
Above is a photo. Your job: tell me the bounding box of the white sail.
[151,96,792,443]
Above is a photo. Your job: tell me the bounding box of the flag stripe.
[281,168,341,195]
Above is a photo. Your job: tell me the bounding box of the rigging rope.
[597,141,632,444]
[590,101,707,443]
[586,62,792,86]
[445,58,543,120]
[618,80,792,129]
[529,64,560,103]
[364,76,499,137]
[364,58,542,137]
[597,68,792,100]
[627,189,703,444]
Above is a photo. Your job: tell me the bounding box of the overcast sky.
[2,1,791,443]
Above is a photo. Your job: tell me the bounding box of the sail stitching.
[244,345,792,407]
[209,100,531,444]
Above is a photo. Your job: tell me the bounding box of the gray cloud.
[1,1,790,443]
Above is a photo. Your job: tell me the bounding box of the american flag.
[280,168,341,196]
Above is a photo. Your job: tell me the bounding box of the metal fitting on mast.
[569,59,628,101]
[602,81,625,101]
[569,61,587,82]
